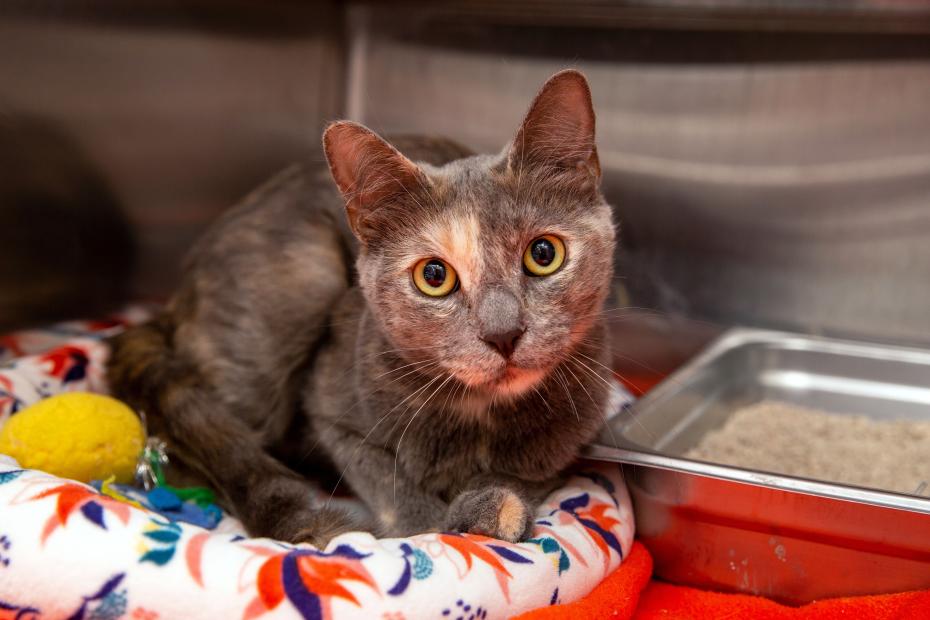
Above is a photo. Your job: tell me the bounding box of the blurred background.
[2,0,930,386]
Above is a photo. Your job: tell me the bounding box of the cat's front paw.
[444,486,534,542]
[283,507,366,548]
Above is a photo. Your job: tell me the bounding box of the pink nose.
[481,328,524,359]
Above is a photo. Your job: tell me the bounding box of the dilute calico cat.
[108,70,616,545]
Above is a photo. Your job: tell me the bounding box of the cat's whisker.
[589,315,658,327]
[453,379,471,423]
[563,360,597,410]
[531,385,555,419]
[353,360,443,410]
[385,370,448,438]
[436,375,464,424]
[569,354,659,446]
[573,350,620,375]
[567,355,621,449]
[435,379,462,429]
[586,307,667,319]
[578,339,702,401]
[323,372,443,507]
[329,344,448,383]
[349,342,450,364]
[574,351,649,397]
[568,353,619,392]
[392,372,455,505]
[613,371,647,397]
[371,358,441,382]
[553,366,580,422]
[574,336,664,378]
[300,359,443,462]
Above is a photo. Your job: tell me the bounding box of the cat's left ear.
[323,121,428,243]
[507,69,601,188]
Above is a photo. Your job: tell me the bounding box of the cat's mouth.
[485,365,547,397]
[453,360,549,399]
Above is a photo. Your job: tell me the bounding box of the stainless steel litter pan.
[586,328,930,604]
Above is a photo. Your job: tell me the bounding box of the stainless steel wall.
[345,3,930,354]
[0,1,343,314]
[3,1,930,359]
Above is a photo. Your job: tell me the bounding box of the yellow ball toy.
[0,392,144,484]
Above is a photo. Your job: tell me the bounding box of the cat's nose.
[481,328,525,359]
[477,287,525,359]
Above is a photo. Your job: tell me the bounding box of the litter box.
[586,328,930,604]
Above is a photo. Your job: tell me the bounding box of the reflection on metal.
[589,328,930,603]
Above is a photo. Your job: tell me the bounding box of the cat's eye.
[523,235,565,276]
[413,258,458,297]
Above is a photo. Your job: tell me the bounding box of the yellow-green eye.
[523,235,565,276]
[413,258,458,297]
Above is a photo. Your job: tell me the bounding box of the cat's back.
[177,134,473,300]
[161,161,352,439]
[180,162,352,285]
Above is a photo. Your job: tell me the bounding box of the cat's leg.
[155,385,358,546]
[175,432,357,546]
[108,168,361,543]
[109,318,362,547]
[317,422,557,541]
[319,424,448,537]
[444,475,558,542]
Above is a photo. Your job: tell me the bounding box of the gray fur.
[108,70,615,544]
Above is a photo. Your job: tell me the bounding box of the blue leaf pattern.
[559,492,590,512]
[0,470,24,485]
[66,573,125,620]
[90,573,125,601]
[329,544,369,560]
[579,471,619,507]
[387,558,412,596]
[143,528,181,543]
[80,502,106,530]
[282,555,324,620]
[488,545,532,564]
[528,536,572,575]
[139,547,176,566]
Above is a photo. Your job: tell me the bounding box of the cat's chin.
[480,365,548,399]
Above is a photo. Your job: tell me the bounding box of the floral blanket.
[0,313,635,620]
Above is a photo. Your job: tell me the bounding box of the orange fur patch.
[497,490,527,541]
[423,213,481,290]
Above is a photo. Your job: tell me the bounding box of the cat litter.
[686,400,930,495]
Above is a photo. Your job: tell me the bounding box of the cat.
[107,69,616,545]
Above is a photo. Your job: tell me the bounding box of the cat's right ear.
[506,70,600,191]
[323,121,427,243]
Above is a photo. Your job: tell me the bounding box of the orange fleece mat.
[515,542,930,619]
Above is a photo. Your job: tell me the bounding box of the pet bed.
[0,312,635,620]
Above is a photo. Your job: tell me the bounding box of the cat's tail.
[106,314,361,546]
[107,313,183,411]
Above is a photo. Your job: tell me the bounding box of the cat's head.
[324,70,614,400]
